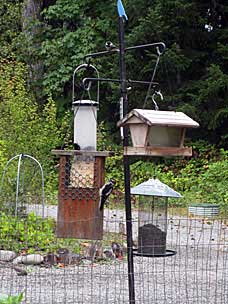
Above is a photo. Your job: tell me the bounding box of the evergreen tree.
[1,0,228,145]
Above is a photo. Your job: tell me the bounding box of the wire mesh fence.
[0,201,227,303]
[0,154,227,303]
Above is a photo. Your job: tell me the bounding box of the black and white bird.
[73,142,81,150]
[99,178,115,211]
[105,41,118,52]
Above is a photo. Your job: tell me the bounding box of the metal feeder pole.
[81,11,165,304]
[118,16,136,304]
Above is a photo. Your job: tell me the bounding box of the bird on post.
[99,178,116,211]
[105,41,118,52]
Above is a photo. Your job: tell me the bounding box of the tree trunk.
[22,0,44,101]
[22,0,43,29]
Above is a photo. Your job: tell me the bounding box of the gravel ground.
[0,247,227,304]
[0,205,227,303]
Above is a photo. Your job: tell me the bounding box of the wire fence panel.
[0,200,227,304]
[0,155,227,303]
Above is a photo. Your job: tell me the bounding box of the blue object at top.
[117,0,128,20]
[131,178,182,198]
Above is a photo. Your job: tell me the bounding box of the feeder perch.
[131,178,181,257]
[117,109,199,157]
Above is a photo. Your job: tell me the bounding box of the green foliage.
[106,140,228,207]
[126,0,228,144]
[0,212,55,252]
[0,59,68,196]
[0,140,7,173]
[106,154,124,189]
[0,293,23,304]
[0,1,22,58]
[0,212,80,254]
[0,59,61,156]
[1,0,228,144]
[97,122,122,152]
[1,0,228,207]
[40,1,98,97]
[189,158,228,206]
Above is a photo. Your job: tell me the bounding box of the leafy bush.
[0,293,23,304]
[0,59,68,197]
[0,59,61,157]
[0,212,55,252]
[106,141,228,208]
[0,140,7,174]
[0,213,80,254]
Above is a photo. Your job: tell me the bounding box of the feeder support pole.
[118,16,136,304]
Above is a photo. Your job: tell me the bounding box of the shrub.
[0,59,68,197]
[0,212,80,254]
[0,293,23,304]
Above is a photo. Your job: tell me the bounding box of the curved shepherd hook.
[0,154,45,217]
[72,63,100,105]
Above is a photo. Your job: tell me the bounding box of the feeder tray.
[133,249,176,258]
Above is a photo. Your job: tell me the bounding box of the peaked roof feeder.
[117,109,199,157]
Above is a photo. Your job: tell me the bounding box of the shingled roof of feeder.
[131,178,182,198]
[117,109,199,128]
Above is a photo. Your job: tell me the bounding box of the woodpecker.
[99,178,115,211]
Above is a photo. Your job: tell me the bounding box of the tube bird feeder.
[72,100,98,151]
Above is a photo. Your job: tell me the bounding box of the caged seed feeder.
[52,64,113,240]
[131,178,182,257]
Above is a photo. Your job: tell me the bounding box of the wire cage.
[0,154,44,217]
[131,178,182,257]
[137,196,169,256]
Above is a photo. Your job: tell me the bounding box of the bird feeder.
[72,100,98,151]
[117,109,199,157]
[131,178,182,257]
[52,97,112,240]
[51,61,112,240]
[52,150,112,240]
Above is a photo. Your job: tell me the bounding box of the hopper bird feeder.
[117,109,199,157]
[131,178,182,257]
[52,65,113,240]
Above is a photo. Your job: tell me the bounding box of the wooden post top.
[51,150,114,157]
